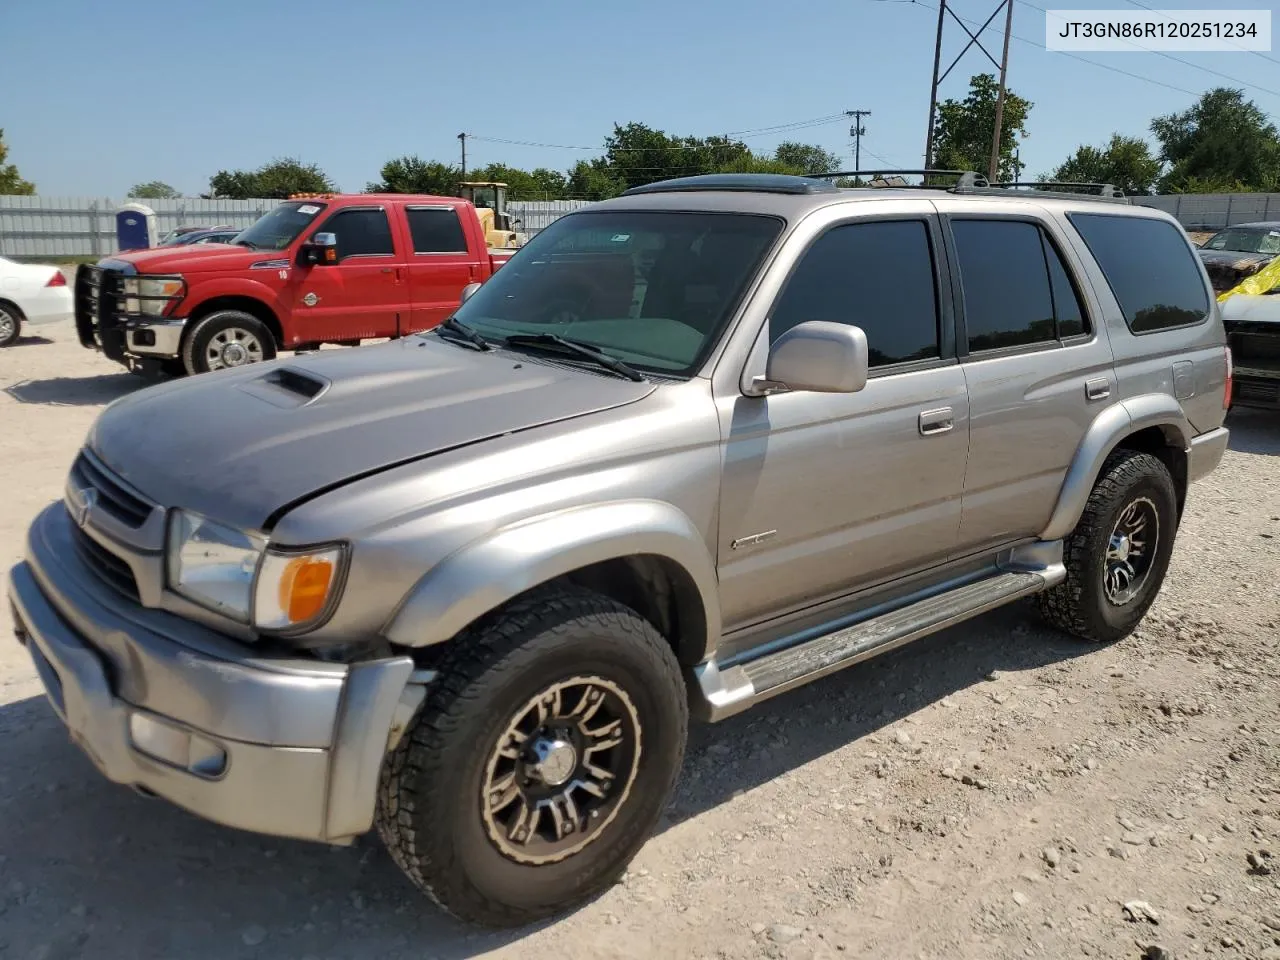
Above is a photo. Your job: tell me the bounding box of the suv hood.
[106,244,270,274]
[86,338,657,532]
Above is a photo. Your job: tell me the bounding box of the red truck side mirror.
[300,232,338,266]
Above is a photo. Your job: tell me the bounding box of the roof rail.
[809,169,991,190]
[620,173,840,197]
[970,180,1130,203]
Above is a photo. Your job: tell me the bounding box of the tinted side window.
[322,209,394,259]
[1043,233,1088,338]
[770,220,940,368]
[952,220,1057,352]
[407,207,468,253]
[1068,213,1210,333]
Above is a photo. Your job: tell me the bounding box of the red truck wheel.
[182,310,277,375]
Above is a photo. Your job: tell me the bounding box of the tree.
[566,158,626,200]
[931,73,1033,180]
[1150,87,1280,193]
[773,141,843,175]
[0,128,35,195]
[470,162,569,200]
[208,157,334,199]
[129,180,180,199]
[366,155,460,194]
[1041,134,1163,195]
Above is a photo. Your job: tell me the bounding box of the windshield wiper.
[435,316,492,351]
[503,333,645,382]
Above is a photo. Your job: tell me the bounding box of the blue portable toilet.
[116,202,158,251]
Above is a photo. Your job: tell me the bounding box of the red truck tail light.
[1224,345,1233,410]
[46,271,67,287]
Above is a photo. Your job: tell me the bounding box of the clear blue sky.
[2,0,1278,196]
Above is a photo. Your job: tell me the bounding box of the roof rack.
[807,169,1129,203]
[620,173,840,197]
[809,169,989,189]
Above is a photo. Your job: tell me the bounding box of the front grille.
[70,451,153,528]
[70,523,140,601]
[73,265,126,360]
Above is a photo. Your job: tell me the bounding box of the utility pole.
[847,110,871,171]
[987,0,1015,182]
[457,132,467,181]
[924,0,947,171]
[922,0,1016,181]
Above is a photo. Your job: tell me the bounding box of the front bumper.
[121,317,186,357]
[7,503,421,844]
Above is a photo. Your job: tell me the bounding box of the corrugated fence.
[0,196,594,258]
[2,192,1278,259]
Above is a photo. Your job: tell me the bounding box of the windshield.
[449,210,783,376]
[1204,227,1280,255]
[232,201,328,251]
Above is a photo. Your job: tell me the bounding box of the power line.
[1122,0,1280,67]
[1016,0,1280,100]
[908,0,1201,99]
[466,113,850,154]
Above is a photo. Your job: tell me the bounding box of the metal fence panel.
[9,192,1275,258]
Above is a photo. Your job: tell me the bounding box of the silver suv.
[8,172,1231,927]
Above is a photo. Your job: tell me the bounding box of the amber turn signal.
[277,556,334,623]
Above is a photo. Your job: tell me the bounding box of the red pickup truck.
[75,193,515,376]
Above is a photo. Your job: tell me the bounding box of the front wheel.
[376,585,688,927]
[1037,449,1179,644]
[181,310,276,375]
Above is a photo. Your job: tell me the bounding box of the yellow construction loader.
[458,182,529,249]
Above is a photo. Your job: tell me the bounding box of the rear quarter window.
[1067,213,1210,334]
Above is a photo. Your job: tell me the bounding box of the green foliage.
[1150,87,1280,193]
[0,129,35,195]
[209,158,334,199]
[932,74,1033,180]
[1040,134,1163,195]
[773,141,843,175]
[129,180,180,199]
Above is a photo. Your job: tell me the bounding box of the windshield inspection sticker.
[297,204,321,215]
[611,234,631,242]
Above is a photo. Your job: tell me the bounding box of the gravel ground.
[1,318,1278,960]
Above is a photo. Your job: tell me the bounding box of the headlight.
[167,510,347,631]
[253,546,346,631]
[123,274,185,316]
[167,510,264,621]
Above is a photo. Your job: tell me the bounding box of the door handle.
[380,267,393,274]
[918,406,954,436]
[1085,377,1111,401]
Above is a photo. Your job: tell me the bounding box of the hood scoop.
[237,366,331,408]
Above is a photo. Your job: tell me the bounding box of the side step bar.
[694,565,1063,722]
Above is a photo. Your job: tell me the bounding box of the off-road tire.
[1037,449,1179,644]
[0,301,24,347]
[181,310,276,375]
[375,584,688,928]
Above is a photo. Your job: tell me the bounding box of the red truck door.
[290,204,407,341]
[402,203,485,333]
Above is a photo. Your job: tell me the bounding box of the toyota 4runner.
[8,172,1231,928]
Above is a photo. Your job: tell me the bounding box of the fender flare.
[1039,393,1193,542]
[382,499,722,657]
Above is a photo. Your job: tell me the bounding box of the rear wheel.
[0,302,24,347]
[1037,449,1179,644]
[375,584,688,927]
[182,310,276,375]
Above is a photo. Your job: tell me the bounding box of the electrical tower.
[923,0,1016,181]
[846,110,871,170]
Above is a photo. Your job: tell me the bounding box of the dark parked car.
[157,226,239,247]
[1196,221,1280,293]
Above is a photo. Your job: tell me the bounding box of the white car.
[0,256,74,347]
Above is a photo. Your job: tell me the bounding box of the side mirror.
[460,281,482,304]
[300,232,338,266]
[758,321,869,394]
